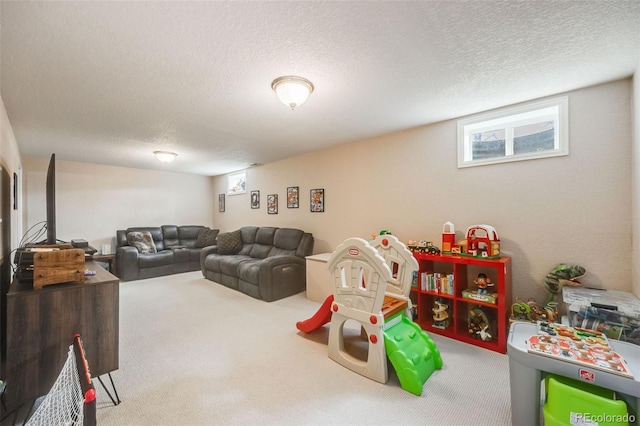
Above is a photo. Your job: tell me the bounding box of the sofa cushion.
[268,228,304,256]
[127,231,157,254]
[249,243,272,259]
[255,227,277,245]
[138,250,173,267]
[195,228,219,248]
[219,255,253,276]
[178,225,206,248]
[172,247,190,264]
[188,248,201,264]
[237,259,264,285]
[203,253,223,272]
[161,225,179,247]
[217,230,243,255]
[248,227,276,258]
[238,226,259,256]
[273,228,304,250]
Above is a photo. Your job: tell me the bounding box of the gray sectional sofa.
[200,226,314,302]
[116,225,218,281]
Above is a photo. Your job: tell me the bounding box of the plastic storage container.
[544,374,629,426]
[563,287,640,346]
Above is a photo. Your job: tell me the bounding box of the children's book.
[527,322,634,378]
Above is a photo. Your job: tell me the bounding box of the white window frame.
[457,96,569,168]
[227,171,247,195]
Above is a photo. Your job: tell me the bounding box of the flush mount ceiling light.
[153,151,177,163]
[271,75,314,110]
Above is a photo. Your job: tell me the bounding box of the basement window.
[457,96,568,168]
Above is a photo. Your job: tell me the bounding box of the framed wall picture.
[310,188,324,212]
[287,186,299,208]
[219,194,225,212]
[267,194,278,214]
[227,171,246,195]
[251,190,260,209]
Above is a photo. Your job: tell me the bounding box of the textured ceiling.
[2,1,639,176]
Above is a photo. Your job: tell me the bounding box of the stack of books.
[420,272,454,295]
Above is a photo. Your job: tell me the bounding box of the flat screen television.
[46,153,56,244]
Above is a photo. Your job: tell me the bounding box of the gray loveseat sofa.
[200,226,314,302]
[116,225,219,281]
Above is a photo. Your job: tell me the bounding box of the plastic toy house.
[297,235,442,395]
[465,225,500,258]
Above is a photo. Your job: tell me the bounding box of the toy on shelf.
[468,307,494,341]
[407,240,441,255]
[464,225,500,258]
[462,272,498,304]
[370,229,393,240]
[441,222,456,253]
[296,235,442,396]
[510,297,559,325]
[474,273,493,295]
[432,299,449,329]
[477,324,493,341]
[436,222,501,257]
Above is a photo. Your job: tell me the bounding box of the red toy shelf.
[411,252,512,354]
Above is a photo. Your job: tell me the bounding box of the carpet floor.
[92,271,512,425]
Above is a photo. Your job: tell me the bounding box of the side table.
[305,253,333,303]
[5,262,120,410]
[91,253,116,276]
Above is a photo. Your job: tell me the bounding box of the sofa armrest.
[199,245,219,275]
[116,229,129,249]
[116,246,140,281]
[258,256,307,302]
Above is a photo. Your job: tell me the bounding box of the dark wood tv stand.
[3,261,119,410]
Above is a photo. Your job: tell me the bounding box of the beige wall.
[212,79,634,304]
[21,156,216,252]
[0,95,22,251]
[4,78,637,303]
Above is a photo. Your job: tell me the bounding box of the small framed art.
[251,190,260,209]
[287,186,299,208]
[219,194,225,212]
[267,194,278,214]
[310,188,324,212]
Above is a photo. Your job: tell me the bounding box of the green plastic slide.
[383,315,443,396]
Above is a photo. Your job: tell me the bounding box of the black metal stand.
[97,373,121,406]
